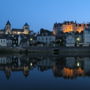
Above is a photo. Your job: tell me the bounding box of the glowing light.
[62,23,85,33]
[77,37,80,41]
[17,32,20,35]
[63,24,73,33]
[30,38,33,41]
[77,62,80,67]
[30,63,33,66]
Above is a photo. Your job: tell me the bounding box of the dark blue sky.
[0,0,90,32]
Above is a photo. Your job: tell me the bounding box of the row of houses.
[0,28,55,47]
[66,28,90,47]
[0,28,90,47]
[0,21,90,47]
[36,28,90,47]
[0,34,31,47]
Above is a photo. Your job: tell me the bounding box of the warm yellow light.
[17,32,20,35]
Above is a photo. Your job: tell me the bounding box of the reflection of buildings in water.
[63,67,84,79]
[37,57,55,72]
[0,56,39,79]
[65,57,76,68]
[52,57,90,79]
[4,66,11,80]
[83,57,90,74]
[23,65,29,77]
[0,56,90,79]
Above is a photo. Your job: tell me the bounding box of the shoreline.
[0,47,90,55]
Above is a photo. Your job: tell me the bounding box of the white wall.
[37,36,55,44]
[84,30,90,43]
[66,35,75,46]
[0,39,7,46]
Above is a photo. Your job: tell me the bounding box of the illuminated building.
[53,21,90,35]
[0,21,30,35]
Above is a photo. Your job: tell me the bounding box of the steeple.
[23,23,30,34]
[23,23,29,30]
[6,20,11,25]
[5,20,11,34]
[24,23,29,26]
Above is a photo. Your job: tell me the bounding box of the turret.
[23,23,30,34]
[5,21,11,34]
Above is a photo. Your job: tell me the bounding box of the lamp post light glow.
[77,62,80,67]
[77,37,80,41]
[30,38,33,41]
[30,63,33,66]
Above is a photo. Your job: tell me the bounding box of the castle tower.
[5,21,11,34]
[23,23,30,34]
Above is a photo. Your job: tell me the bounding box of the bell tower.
[23,23,30,34]
[5,21,11,34]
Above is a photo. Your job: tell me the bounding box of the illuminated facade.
[0,21,30,35]
[53,21,90,35]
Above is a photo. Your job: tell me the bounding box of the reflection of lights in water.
[60,39,62,42]
[30,63,33,66]
[30,38,33,41]
[77,62,80,67]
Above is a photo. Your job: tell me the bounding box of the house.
[75,31,83,47]
[11,35,21,47]
[83,28,90,46]
[65,33,75,47]
[6,35,12,47]
[0,35,7,47]
[20,35,30,47]
[37,29,56,46]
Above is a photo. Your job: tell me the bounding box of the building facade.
[83,28,90,46]
[37,29,56,46]
[65,33,75,47]
[53,21,89,35]
[0,21,30,35]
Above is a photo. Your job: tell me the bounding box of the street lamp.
[30,38,33,41]
[77,37,80,41]
[77,62,80,67]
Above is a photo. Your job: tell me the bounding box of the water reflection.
[0,55,90,79]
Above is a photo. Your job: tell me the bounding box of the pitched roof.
[24,23,29,26]
[6,21,11,25]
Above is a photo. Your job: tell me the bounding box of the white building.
[83,28,90,46]
[66,34,75,47]
[37,36,55,44]
[0,36,7,47]
[37,29,55,45]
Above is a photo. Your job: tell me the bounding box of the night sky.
[0,0,90,32]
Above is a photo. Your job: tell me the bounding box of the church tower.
[5,21,11,34]
[23,23,30,34]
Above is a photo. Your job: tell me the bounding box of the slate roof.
[6,21,11,25]
[12,29,24,32]
[24,23,29,26]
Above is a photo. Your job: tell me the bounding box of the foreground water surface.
[0,54,90,90]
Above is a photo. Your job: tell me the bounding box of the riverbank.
[0,47,90,55]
